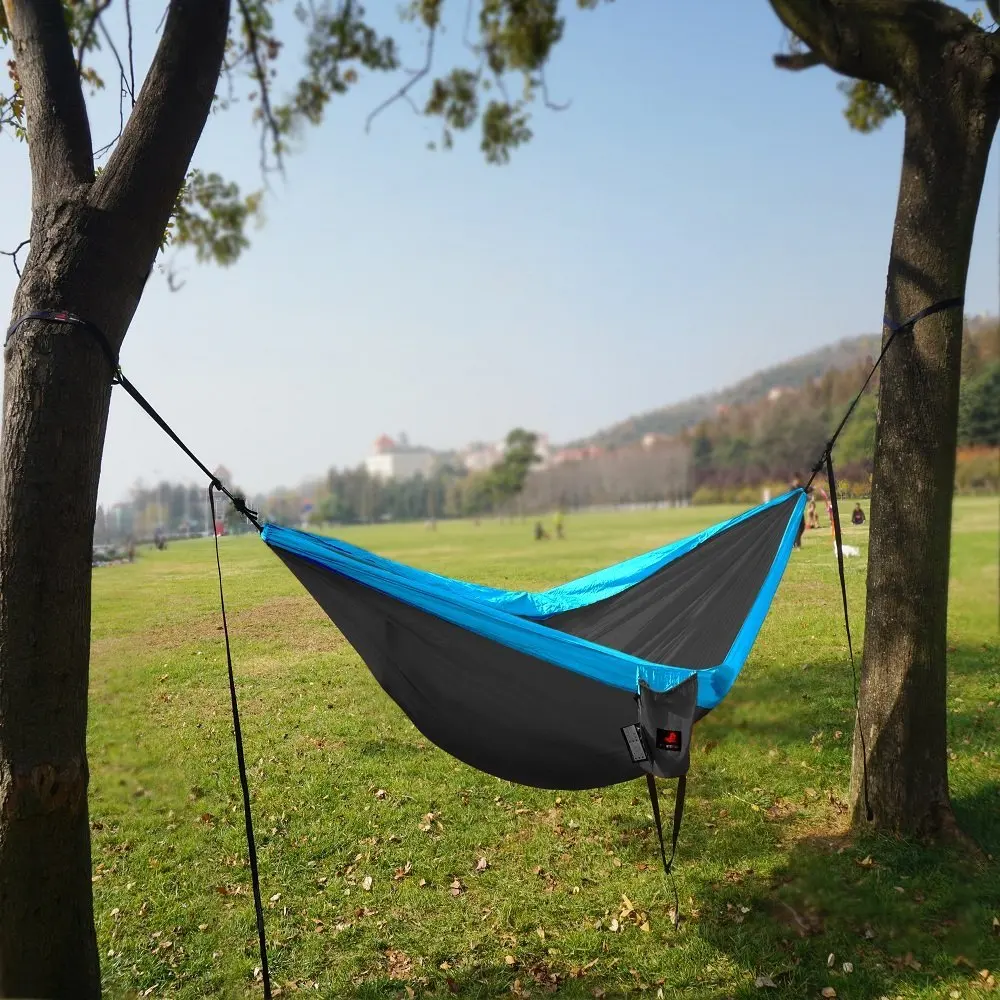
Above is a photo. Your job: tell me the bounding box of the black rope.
[4,310,262,531]
[805,296,964,489]
[645,773,686,928]
[825,452,873,822]
[210,486,272,999]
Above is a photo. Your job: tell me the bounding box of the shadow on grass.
[698,641,998,749]
[691,801,1000,1000]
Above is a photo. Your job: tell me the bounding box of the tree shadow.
[691,781,1000,999]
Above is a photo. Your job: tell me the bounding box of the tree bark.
[0,2,231,995]
[852,35,1000,836]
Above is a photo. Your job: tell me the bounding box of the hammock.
[262,489,807,790]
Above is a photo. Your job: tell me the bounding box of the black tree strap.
[210,484,272,1000]
[6,309,270,997]
[806,295,964,488]
[645,773,686,928]
[825,452,873,822]
[800,296,962,823]
[4,309,261,530]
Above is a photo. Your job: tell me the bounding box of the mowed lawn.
[89,498,999,999]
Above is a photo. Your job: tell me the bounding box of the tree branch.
[0,239,30,278]
[540,69,570,111]
[76,0,114,71]
[236,0,283,174]
[98,17,134,105]
[773,49,823,70]
[1,0,94,202]
[767,0,982,90]
[93,0,231,247]
[124,0,136,100]
[367,25,436,133]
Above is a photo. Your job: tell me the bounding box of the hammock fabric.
[262,489,807,791]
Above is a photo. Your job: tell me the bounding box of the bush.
[955,447,1000,494]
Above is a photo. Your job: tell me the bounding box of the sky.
[1,3,997,506]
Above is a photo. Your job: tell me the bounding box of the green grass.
[89,498,1000,999]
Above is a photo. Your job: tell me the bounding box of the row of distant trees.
[94,475,253,544]
[685,320,999,491]
[101,341,997,540]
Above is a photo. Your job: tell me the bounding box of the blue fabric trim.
[263,520,697,696]
[261,490,805,708]
[702,490,807,709]
[263,490,804,618]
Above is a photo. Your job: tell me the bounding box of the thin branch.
[124,0,136,102]
[463,0,479,54]
[0,239,30,278]
[773,49,823,70]
[76,0,114,71]
[4,0,95,199]
[367,25,436,133]
[98,17,134,103]
[93,69,127,159]
[236,0,284,175]
[91,0,231,326]
[540,69,570,111]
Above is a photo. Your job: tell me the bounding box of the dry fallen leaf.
[821,988,837,999]
[754,975,777,988]
[842,962,853,974]
[476,857,489,873]
[362,875,373,892]
[450,878,465,896]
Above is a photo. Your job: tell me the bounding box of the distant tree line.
[98,322,996,535]
[685,319,999,493]
[95,474,253,544]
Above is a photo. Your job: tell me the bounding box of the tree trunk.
[0,1,232,992]
[852,56,1000,836]
[0,204,122,997]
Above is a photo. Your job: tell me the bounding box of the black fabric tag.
[621,724,649,763]
[656,728,683,752]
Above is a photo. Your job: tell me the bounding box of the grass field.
[89,497,999,999]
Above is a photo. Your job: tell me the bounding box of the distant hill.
[574,332,884,450]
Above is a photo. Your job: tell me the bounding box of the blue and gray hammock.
[6,298,962,999]
[260,490,806,791]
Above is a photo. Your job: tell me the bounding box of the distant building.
[460,433,552,473]
[460,441,505,473]
[551,444,605,466]
[364,434,437,481]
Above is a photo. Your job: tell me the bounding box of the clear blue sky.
[1,2,997,505]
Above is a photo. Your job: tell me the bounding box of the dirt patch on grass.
[92,595,346,661]
[229,595,345,652]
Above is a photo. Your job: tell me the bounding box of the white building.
[364,434,437,482]
[460,433,552,473]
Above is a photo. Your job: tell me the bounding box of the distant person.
[126,537,136,563]
[534,521,549,541]
[554,509,565,540]
[807,499,820,530]
[851,503,866,526]
[790,476,806,548]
